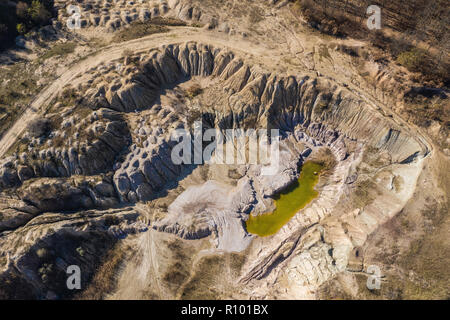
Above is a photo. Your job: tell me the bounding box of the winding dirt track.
[0,23,432,158]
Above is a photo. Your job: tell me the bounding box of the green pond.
[246,161,324,237]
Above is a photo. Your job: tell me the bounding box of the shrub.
[36,247,49,258]
[396,48,427,72]
[28,0,51,26]
[16,23,27,35]
[28,117,52,137]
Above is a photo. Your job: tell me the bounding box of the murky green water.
[246,162,324,237]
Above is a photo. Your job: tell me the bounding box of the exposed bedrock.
[0,42,429,231]
[0,108,130,192]
[54,0,213,33]
[0,206,147,299]
[99,42,428,204]
[153,179,255,251]
[0,174,122,232]
[0,41,433,299]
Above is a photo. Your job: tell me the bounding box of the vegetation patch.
[39,42,76,61]
[0,62,41,139]
[112,18,187,43]
[27,117,52,138]
[291,0,449,86]
[0,0,54,50]
[185,83,203,99]
[180,255,226,300]
[75,243,128,300]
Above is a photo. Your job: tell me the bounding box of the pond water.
[246,161,324,237]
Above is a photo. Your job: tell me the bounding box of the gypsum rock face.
[16,177,120,214]
[54,0,208,32]
[1,42,428,223]
[83,42,430,291]
[0,207,146,299]
[0,108,130,192]
[92,42,428,206]
[0,174,120,234]
[150,136,315,250]
[0,40,432,298]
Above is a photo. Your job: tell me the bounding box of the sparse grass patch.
[75,243,127,300]
[311,147,336,173]
[352,179,378,208]
[112,18,185,42]
[0,62,42,140]
[39,42,76,61]
[248,7,264,24]
[392,175,403,192]
[149,17,187,27]
[180,255,225,300]
[185,83,203,99]
[396,48,427,73]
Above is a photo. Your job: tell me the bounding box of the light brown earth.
[0,0,447,300]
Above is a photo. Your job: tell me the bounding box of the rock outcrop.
[0,206,146,299]
[0,40,432,299]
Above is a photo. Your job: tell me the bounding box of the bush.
[396,48,427,72]
[28,117,52,137]
[16,23,27,35]
[36,247,49,258]
[28,0,51,26]
[186,83,203,99]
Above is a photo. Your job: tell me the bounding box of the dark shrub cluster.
[0,0,54,50]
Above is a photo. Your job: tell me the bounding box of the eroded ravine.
[0,40,431,299]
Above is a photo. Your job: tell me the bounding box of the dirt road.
[0,21,432,159]
[0,27,289,158]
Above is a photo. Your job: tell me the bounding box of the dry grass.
[113,22,169,42]
[112,17,186,43]
[292,0,449,86]
[185,83,203,99]
[74,243,128,300]
[179,254,226,300]
[0,63,40,139]
[39,42,76,61]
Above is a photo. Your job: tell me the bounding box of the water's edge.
[246,162,324,237]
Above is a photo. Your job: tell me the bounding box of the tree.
[28,0,51,26]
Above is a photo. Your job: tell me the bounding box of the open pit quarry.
[0,0,448,300]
